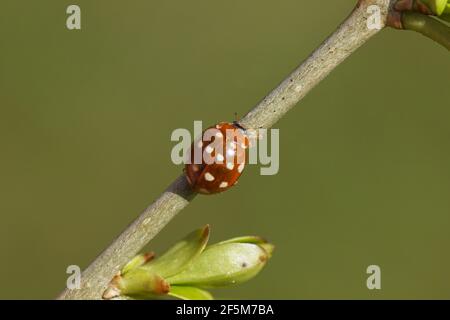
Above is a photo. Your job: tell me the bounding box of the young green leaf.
[114,268,170,299]
[214,235,267,246]
[103,226,274,300]
[441,3,450,22]
[213,235,274,257]
[422,0,448,15]
[121,252,154,275]
[143,225,210,278]
[168,286,213,300]
[259,243,275,258]
[166,243,271,288]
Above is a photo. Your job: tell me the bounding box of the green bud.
[213,235,274,258]
[103,225,274,300]
[259,243,275,258]
[142,225,210,278]
[214,235,267,245]
[437,2,450,22]
[116,268,170,298]
[121,252,154,275]
[421,0,448,15]
[168,286,213,300]
[166,242,272,288]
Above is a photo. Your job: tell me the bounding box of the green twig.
[402,12,450,49]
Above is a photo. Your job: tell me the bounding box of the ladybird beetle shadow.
[167,174,198,202]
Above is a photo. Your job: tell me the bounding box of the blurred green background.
[1,0,449,299]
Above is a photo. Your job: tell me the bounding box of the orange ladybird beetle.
[185,122,250,194]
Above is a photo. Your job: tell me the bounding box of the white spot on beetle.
[247,129,258,140]
[205,172,215,181]
[226,162,234,170]
[216,153,224,162]
[219,182,228,188]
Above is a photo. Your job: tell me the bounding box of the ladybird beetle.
[185,122,249,194]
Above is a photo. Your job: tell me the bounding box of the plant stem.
[57,0,393,300]
[402,11,450,50]
[239,0,395,129]
[58,176,196,299]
